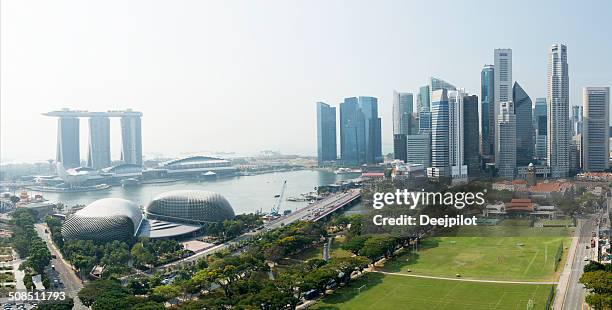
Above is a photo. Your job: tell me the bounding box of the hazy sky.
[2,0,611,163]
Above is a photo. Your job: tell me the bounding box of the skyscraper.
[56,117,81,168]
[496,101,516,179]
[582,87,610,172]
[430,77,456,96]
[340,97,366,165]
[393,91,414,135]
[417,85,430,114]
[392,92,413,162]
[463,94,480,176]
[493,49,512,160]
[393,134,407,163]
[547,44,570,178]
[406,134,431,167]
[120,114,143,166]
[87,115,111,169]
[428,89,450,178]
[512,82,533,166]
[480,65,495,159]
[316,102,337,165]
[358,96,383,164]
[448,90,468,182]
[534,98,547,160]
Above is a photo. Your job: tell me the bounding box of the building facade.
[496,101,517,179]
[463,94,480,176]
[56,117,81,168]
[512,82,534,166]
[429,89,450,178]
[340,97,366,165]
[406,133,431,167]
[494,49,512,160]
[87,115,111,169]
[448,90,468,181]
[534,98,548,161]
[480,65,495,160]
[316,102,337,165]
[582,87,610,172]
[121,114,143,166]
[547,44,570,178]
[358,96,383,164]
[393,92,414,162]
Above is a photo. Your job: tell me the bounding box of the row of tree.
[580,261,612,309]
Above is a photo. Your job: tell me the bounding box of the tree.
[131,242,155,268]
[585,293,612,310]
[151,284,181,302]
[359,235,397,260]
[342,235,369,254]
[37,297,74,310]
[580,270,612,295]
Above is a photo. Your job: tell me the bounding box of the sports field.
[382,235,569,281]
[310,273,554,310]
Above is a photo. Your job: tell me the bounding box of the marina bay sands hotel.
[43,108,143,169]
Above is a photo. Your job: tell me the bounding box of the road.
[34,224,87,309]
[154,190,360,271]
[560,217,595,310]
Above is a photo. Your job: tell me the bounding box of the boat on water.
[120,178,140,187]
[286,196,307,202]
[334,168,361,174]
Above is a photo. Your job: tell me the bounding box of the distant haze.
[2,0,612,163]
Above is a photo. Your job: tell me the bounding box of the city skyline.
[2,0,612,163]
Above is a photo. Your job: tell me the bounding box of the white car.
[584,256,589,261]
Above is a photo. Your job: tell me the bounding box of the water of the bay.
[37,170,366,215]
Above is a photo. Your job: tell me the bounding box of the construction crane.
[271,180,287,216]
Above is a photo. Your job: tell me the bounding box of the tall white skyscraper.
[496,101,516,179]
[582,87,610,172]
[448,89,468,182]
[547,44,570,177]
[493,49,512,159]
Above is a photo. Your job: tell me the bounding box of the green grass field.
[311,273,554,310]
[381,235,569,281]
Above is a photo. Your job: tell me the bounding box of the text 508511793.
[7,291,66,302]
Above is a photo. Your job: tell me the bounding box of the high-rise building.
[430,77,456,97]
[406,134,431,166]
[87,115,111,169]
[547,44,570,178]
[316,102,337,165]
[428,89,450,178]
[392,92,413,162]
[56,117,81,168]
[393,134,407,163]
[512,82,534,166]
[417,86,430,113]
[340,97,366,165]
[419,110,431,134]
[463,94,480,176]
[582,87,610,172]
[493,49,512,160]
[448,90,468,182]
[496,101,516,179]
[480,65,495,159]
[571,105,583,136]
[120,114,143,166]
[534,98,547,160]
[393,91,413,135]
[358,96,383,164]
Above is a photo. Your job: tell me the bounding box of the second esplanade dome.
[145,190,235,225]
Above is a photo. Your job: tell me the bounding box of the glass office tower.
[316,102,337,165]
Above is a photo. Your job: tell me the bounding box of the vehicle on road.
[584,256,590,261]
